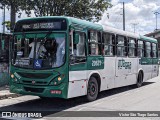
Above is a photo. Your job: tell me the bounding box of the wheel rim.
[89,82,97,96]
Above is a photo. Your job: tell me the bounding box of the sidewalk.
[0,85,21,100]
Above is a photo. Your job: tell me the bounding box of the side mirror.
[73,33,79,44]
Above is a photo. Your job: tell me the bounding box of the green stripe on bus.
[139,58,158,65]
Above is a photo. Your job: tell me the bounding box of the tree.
[0,0,27,31]
[0,0,112,30]
[2,21,11,30]
[25,0,111,22]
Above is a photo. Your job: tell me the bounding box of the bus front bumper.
[9,82,68,99]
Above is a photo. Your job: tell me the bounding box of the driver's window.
[71,32,86,57]
[76,33,85,56]
[70,32,86,64]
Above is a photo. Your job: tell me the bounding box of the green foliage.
[0,0,26,12]
[2,21,11,30]
[0,0,112,22]
[27,0,112,22]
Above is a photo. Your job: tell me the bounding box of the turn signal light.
[11,74,14,78]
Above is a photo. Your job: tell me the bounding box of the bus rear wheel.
[86,77,99,102]
[137,72,143,87]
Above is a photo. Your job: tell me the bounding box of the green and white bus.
[9,16,159,101]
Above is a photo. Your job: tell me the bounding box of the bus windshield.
[12,33,66,69]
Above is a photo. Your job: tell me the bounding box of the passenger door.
[115,35,129,87]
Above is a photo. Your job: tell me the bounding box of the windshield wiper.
[37,31,53,58]
[42,31,53,44]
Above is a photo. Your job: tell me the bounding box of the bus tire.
[86,76,99,102]
[136,72,143,88]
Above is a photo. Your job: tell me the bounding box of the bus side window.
[102,32,115,56]
[128,38,136,57]
[70,31,86,64]
[88,30,101,56]
[152,43,157,58]
[138,40,144,57]
[116,35,127,57]
[72,32,86,57]
[76,32,86,56]
[145,42,151,58]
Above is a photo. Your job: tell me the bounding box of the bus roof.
[102,25,139,39]
[16,16,157,43]
[140,35,157,43]
[67,17,103,31]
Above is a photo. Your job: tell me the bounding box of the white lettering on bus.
[92,60,102,67]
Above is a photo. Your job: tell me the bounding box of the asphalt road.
[0,74,160,120]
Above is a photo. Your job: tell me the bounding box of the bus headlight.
[11,74,20,83]
[49,75,63,86]
[11,74,14,78]
[58,77,62,81]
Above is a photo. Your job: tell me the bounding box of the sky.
[100,0,160,35]
[0,0,160,35]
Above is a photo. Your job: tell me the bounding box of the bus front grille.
[17,72,52,79]
[24,87,44,93]
[22,80,47,85]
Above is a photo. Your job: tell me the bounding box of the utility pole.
[154,11,160,31]
[131,23,139,33]
[3,5,5,34]
[122,2,125,31]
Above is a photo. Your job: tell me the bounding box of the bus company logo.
[118,59,131,69]
[32,80,36,84]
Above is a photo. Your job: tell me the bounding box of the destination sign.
[14,18,67,32]
[22,22,61,30]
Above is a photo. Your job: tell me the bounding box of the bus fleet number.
[92,60,102,67]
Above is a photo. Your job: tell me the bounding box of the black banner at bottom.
[0,111,160,118]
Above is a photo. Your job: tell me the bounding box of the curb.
[0,93,22,100]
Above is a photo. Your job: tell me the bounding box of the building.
[145,30,160,56]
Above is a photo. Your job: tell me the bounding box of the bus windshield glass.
[12,33,65,69]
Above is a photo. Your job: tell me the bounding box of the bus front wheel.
[137,72,143,87]
[86,77,99,102]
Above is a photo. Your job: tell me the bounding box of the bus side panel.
[151,58,159,78]
[126,58,138,85]
[100,57,116,90]
[68,71,87,98]
[115,58,138,88]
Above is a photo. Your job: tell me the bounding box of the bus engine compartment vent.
[24,87,44,93]
[17,72,52,79]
